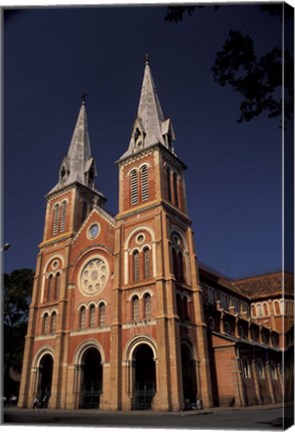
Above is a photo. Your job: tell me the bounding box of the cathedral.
[18,59,293,411]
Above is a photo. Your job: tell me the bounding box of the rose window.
[80,258,109,295]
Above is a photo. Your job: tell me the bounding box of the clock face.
[88,224,99,239]
[80,258,109,295]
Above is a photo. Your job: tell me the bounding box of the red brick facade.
[18,63,292,412]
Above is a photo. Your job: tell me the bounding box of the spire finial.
[144,52,150,65]
[81,93,88,105]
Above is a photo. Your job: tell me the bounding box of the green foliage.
[211,31,293,124]
[165,5,294,126]
[3,269,34,371]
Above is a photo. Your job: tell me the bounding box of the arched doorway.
[133,344,156,410]
[79,347,102,409]
[181,344,197,407]
[37,354,53,407]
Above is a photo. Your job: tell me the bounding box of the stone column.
[252,354,262,405]
[265,357,275,404]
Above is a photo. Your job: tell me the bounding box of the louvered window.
[143,247,151,279]
[173,172,179,207]
[46,275,53,302]
[54,272,60,299]
[133,250,140,282]
[51,312,57,333]
[144,294,152,320]
[130,170,138,205]
[43,314,49,335]
[60,201,67,232]
[132,296,140,321]
[167,167,172,202]
[52,204,60,235]
[99,303,106,326]
[89,305,96,328]
[80,307,86,329]
[141,165,149,201]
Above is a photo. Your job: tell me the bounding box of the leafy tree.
[3,269,34,397]
[165,5,294,126]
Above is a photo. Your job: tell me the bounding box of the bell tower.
[18,98,107,409]
[111,58,213,411]
[43,98,106,244]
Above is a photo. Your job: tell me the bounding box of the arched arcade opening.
[79,347,103,409]
[133,344,156,410]
[37,354,54,407]
[181,344,198,407]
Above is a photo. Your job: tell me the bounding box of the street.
[2,405,290,430]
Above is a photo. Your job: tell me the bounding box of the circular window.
[52,260,59,269]
[79,257,109,296]
[136,234,145,244]
[88,224,100,239]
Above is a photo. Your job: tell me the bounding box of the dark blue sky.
[4,5,283,278]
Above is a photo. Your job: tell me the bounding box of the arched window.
[54,272,60,299]
[80,306,86,329]
[89,304,96,328]
[43,313,49,335]
[46,275,53,302]
[132,296,139,321]
[176,293,182,318]
[140,165,149,201]
[166,166,172,202]
[256,304,263,317]
[133,250,140,282]
[60,200,67,232]
[172,248,178,279]
[274,300,280,315]
[183,296,189,321]
[99,303,106,327]
[263,302,269,316]
[51,312,57,333]
[52,204,60,236]
[173,172,179,207]
[208,287,216,305]
[178,251,185,282]
[279,299,284,315]
[144,293,152,320]
[143,247,151,279]
[130,169,138,205]
[251,304,256,318]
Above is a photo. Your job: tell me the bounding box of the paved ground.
[2,404,292,430]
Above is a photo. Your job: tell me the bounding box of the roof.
[198,262,245,297]
[198,262,293,300]
[119,58,176,161]
[48,101,104,198]
[234,271,294,299]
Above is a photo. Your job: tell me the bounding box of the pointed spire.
[120,56,176,160]
[48,98,104,197]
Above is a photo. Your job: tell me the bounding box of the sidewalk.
[3,402,282,416]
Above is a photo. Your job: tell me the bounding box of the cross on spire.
[81,93,88,105]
